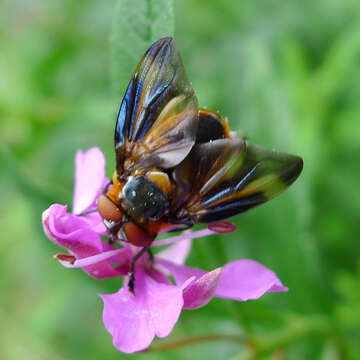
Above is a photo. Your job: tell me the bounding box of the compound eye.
[123,222,153,247]
[97,195,123,222]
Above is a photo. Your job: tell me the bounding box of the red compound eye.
[97,195,123,222]
[123,222,153,247]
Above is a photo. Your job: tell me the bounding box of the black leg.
[128,246,150,294]
[147,247,154,262]
[167,224,193,233]
[105,219,123,244]
[102,180,113,194]
[76,208,98,216]
[108,231,121,245]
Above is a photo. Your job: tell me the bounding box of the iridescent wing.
[115,37,198,173]
[171,138,303,224]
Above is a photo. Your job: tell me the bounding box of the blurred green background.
[1,0,360,359]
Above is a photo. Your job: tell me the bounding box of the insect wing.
[172,138,303,223]
[115,37,198,172]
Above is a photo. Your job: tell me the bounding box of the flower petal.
[79,211,107,234]
[215,259,288,301]
[42,204,131,278]
[152,228,215,247]
[73,147,106,215]
[100,268,185,353]
[58,248,131,270]
[157,258,287,302]
[156,258,205,285]
[183,268,222,309]
[156,237,192,266]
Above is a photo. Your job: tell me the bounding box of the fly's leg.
[102,180,113,194]
[76,209,98,216]
[166,224,193,233]
[105,219,127,244]
[147,247,154,262]
[128,246,150,294]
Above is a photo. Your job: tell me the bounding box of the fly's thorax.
[106,171,125,205]
[145,169,173,195]
[120,172,171,222]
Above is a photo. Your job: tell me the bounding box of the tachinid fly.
[96,37,303,292]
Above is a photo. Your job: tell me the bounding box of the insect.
[96,37,303,292]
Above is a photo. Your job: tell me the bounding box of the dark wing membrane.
[171,139,303,224]
[115,37,198,172]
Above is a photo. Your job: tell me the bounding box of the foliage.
[0,0,360,359]
[112,0,174,95]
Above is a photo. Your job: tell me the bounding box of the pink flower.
[42,147,288,353]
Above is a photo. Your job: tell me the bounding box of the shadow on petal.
[183,268,222,309]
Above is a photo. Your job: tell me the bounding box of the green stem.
[145,315,339,357]
[230,315,335,360]
[145,333,254,353]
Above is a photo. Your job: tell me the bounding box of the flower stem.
[230,315,336,360]
[145,334,254,353]
[147,315,348,358]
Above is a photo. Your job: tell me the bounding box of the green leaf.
[111,0,174,95]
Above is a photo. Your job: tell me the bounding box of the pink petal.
[79,211,106,234]
[157,258,287,302]
[183,268,222,309]
[147,268,173,285]
[42,204,131,278]
[215,259,288,301]
[73,147,106,215]
[58,248,130,269]
[156,236,192,266]
[156,258,205,285]
[152,228,215,247]
[100,268,185,353]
